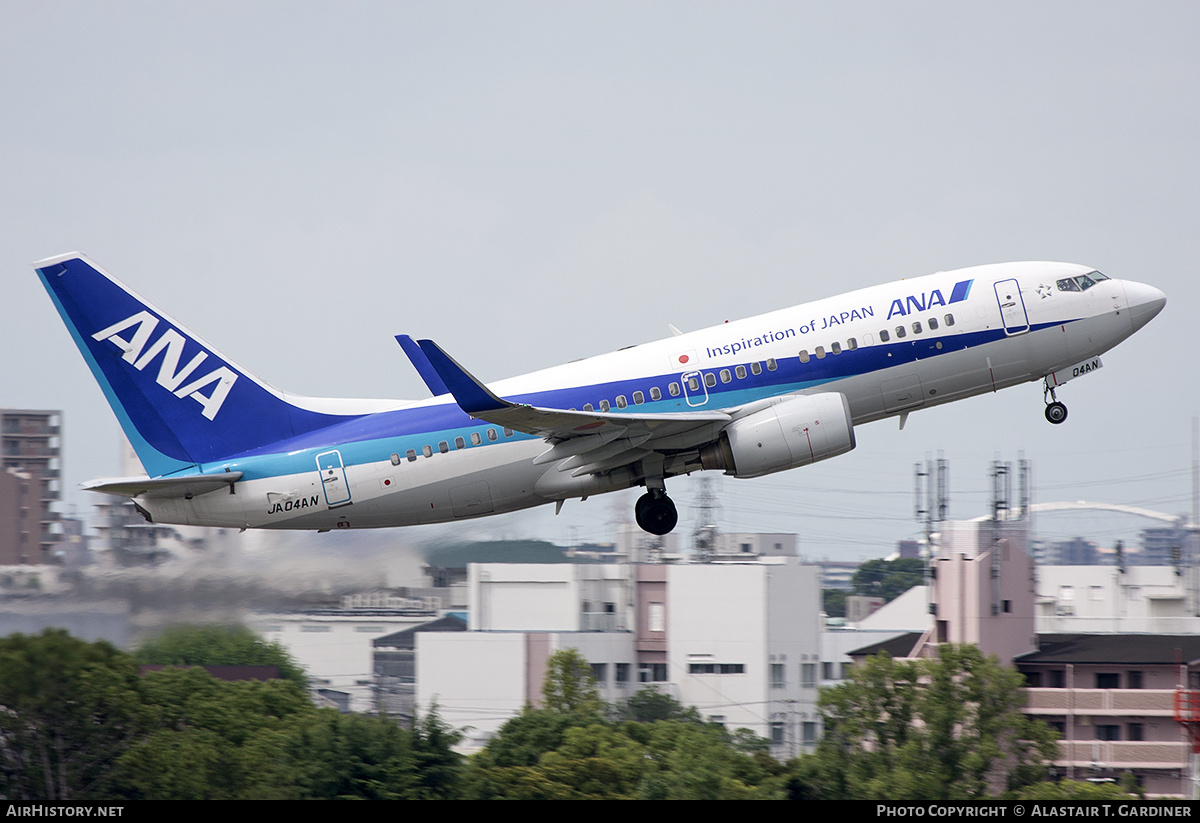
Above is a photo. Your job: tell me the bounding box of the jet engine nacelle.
[700,392,856,479]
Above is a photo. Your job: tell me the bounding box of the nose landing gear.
[1043,378,1068,425]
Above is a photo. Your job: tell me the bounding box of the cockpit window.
[1057,271,1108,293]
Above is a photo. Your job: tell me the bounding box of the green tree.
[793,644,1058,800]
[615,687,702,723]
[134,624,307,689]
[541,647,603,718]
[851,558,926,602]
[0,629,145,801]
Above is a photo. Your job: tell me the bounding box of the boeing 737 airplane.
[35,254,1164,535]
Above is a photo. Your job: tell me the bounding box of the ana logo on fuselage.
[886,279,974,320]
[91,311,238,420]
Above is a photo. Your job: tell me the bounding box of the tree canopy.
[134,624,307,688]
[791,644,1058,800]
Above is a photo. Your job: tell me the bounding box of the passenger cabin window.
[454,436,465,450]
[831,341,842,355]
[928,317,939,330]
[487,428,498,441]
[944,314,955,326]
[720,369,731,383]
[751,362,762,375]
[687,376,700,391]
[422,445,433,458]
[895,326,906,339]
[583,403,593,411]
[650,387,662,401]
[616,395,627,409]
[847,337,858,350]
[815,346,826,359]
[633,390,644,405]
[438,441,449,454]
[390,453,401,466]
[879,329,890,342]
[406,449,417,461]
[669,382,680,396]
[766,358,777,371]
[599,400,610,412]
[735,365,747,379]
[503,427,513,437]
[471,432,482,446]
[704,373,717,388]
[912,321,922,334]
[799,350,810,363]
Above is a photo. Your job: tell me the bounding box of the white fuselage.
[134,262,1162,531]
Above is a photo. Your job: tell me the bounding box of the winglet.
[415,339,510,414]
[395,335,450,397]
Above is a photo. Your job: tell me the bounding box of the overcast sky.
[3,2,1197,564]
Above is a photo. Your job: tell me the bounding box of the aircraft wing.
[83,472,243,499]
[415,339,729,474]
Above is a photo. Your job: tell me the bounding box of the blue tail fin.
[35,254,355,476]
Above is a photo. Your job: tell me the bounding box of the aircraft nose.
[1123,280,1166,332]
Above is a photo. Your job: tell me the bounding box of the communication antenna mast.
[691,477,722,563]
[914,455,949,619]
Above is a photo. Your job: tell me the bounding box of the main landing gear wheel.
[635,490,678,535]
[1045,402,1068,425]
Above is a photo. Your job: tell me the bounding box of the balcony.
[1024,687,1176,717]
[1057,739,1187,771]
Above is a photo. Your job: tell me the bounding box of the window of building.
[802,722,817,746]
[591,663,607,684]
[770,722,785,745]
[1049,670,1066,689]
[615,663,630,684]
[1128,671,1144,689]
[1095,725,1121,741]
[801,663,817,688]
[719,663,744,674]
[1127,723,1144,741]
[770,663,785,688]
[1096,673,1120,689]
[639,663,668,682]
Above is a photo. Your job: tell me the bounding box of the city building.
[416,556,822,757]
[0,409,61,564]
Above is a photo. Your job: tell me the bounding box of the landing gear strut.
[635,489,678,535]
[1042,379,1068,425]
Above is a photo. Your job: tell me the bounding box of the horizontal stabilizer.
[83,471,243,499]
